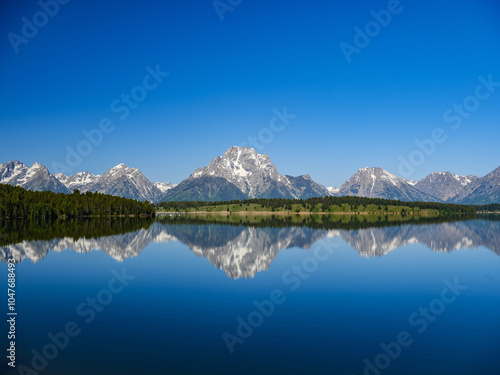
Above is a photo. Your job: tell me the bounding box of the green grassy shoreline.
[156,196,476,216]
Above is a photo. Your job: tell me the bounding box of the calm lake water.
[1,215,499,375]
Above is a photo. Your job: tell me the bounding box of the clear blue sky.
[1,0,499,186]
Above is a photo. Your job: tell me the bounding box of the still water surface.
[1,215,499,374]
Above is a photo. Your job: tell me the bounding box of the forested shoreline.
[0,184,155,219]
[156,196,476,215]
[0,183,484,220]
[475,203,500,212]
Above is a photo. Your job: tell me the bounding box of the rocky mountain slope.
[162,146,329,201]
[414,172,477,202]
[338,167,438,202]
[0,161,69,193]
[55,171,101,192]
[449,166,500,205]
[87,164,165,202]
[1,152,498,204]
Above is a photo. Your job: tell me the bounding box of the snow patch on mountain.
[338,167,438,202]
[166,146,329,201]
[154,182,178,193]
[414,171,478,202]
[327,187,340,195]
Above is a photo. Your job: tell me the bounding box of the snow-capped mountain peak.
[0,160,69,193]
[352,167,405,188]
[55,171,102,192]
[448,167,499,204]
[338,167,437,201]
[2,154,498,205]
[2,160,176,203]
[164,146,329,201]
[89,164,164,202]
[19,163,47,185]
[154,182,178,194]
[327,186,340,196]
[108,163,135,176]
[0,161,27,184]
[189,146,284,197]
[414,171,479,202]
[54,173,68,185]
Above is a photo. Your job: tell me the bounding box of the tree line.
[475,203,500,212]
[156,196,476,214]
[0,184,155,219]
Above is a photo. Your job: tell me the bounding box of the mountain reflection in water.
[1,215,498,278]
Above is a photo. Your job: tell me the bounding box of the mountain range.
[336,167,438,202]
[163,146,329,201]
[0,160,177,202]
[1,146,499,204]
[0,161,70,194]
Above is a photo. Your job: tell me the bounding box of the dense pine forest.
[476,203,500,212]
[0,183,481,220]
[0,184,155,219]
[156,196,476,215]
